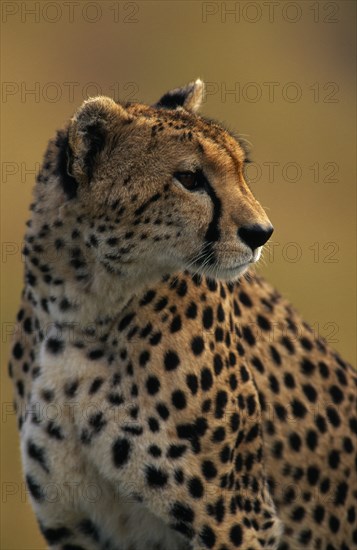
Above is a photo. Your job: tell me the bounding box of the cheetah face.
[62,80,273,282]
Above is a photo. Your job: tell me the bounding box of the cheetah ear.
[154,79,205,113]
[68,96,131,185]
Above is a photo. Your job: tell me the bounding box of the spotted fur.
[9,80,356,550]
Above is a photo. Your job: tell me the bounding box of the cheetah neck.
[22,200,171,341]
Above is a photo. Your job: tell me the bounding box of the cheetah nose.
[238,224,274,251]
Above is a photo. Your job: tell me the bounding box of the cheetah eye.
[173,170,205,192]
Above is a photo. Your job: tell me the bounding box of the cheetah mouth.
[187,259,252,281]
[215,262,252,279]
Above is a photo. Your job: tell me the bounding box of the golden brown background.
[1,1,356,548]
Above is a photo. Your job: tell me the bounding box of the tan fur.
[9,81,356,550]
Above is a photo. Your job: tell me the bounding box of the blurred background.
[1,1,356,547]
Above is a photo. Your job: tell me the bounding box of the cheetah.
[9,79,356,550]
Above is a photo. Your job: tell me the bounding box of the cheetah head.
[51,80,273,286]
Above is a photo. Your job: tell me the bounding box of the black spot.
[329,515,340,533]
[186,374,198,395]
[200,368,213,391]
[164,350,180,371]
[139,350,150,367]
[289,432,302,451]
[215,390,228,419]
[191,336,204,355]
[269,374,279,394]
[122,425,143,436]
[201,460,217,480]
[139,290,156,306]
[306,429,318,451]
[106,237,118,246]
[328,450,340,469]
[112,437,131,468]
[23,317,33,334]
[329,384,344,404]
[148,417,160,432]
[148,445,162,458]
[59,297,72,311]
[46,338,64,354]
[213,354,223,375]
[176,279,188,296]
[315,414,327,433]
[46,421,64,440]
[174,469,184,484]
[229,373,238,391]
[149,331,162,346]
[281,336,295,354]
[186,302,197,319]
[27,440,49,472]
[78,519,100,542]
[202,307,214,329]
[300,336,313,350]
[16,380,24,397]
[146,376,160,395]
[107,392,124,406]
[301,358,315,375]
[343,436,354,453]
[154,296,168,312]
[257,314,271,331]
[41,389,55,404]
[230,412,240,432]
[200,525,216,548]
[298,530,312,543]
[41,526,72,544]
[314,505,325,524]
[291,506,305,522]
[334,482,348,506]
[145,465,168,487]
[245,423,260,442]
[170,315,182,333]
[89,377,104,395]
[118,313,136,331]
[239,291,252,307]
[270,345,281,365]
[153,403,168,421]
[212,427,225,442]
[272,440,283,459]
[172,390,187,409]
[26,474,44,501]
[64,380,79,398]
[319,361,329,378]
[326,406,341,427]
[230,524,243,546]
[307,466,319,485]
[171,501,194,523]
[89,411,107,433]
[240,365,249,382]
[291,399,307,418]
[88,349,104,360]
[302,383,317,402]
[217,303,225,322]
[242,326,255,346]
[167,445,187,459]
[251,356,264,373]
